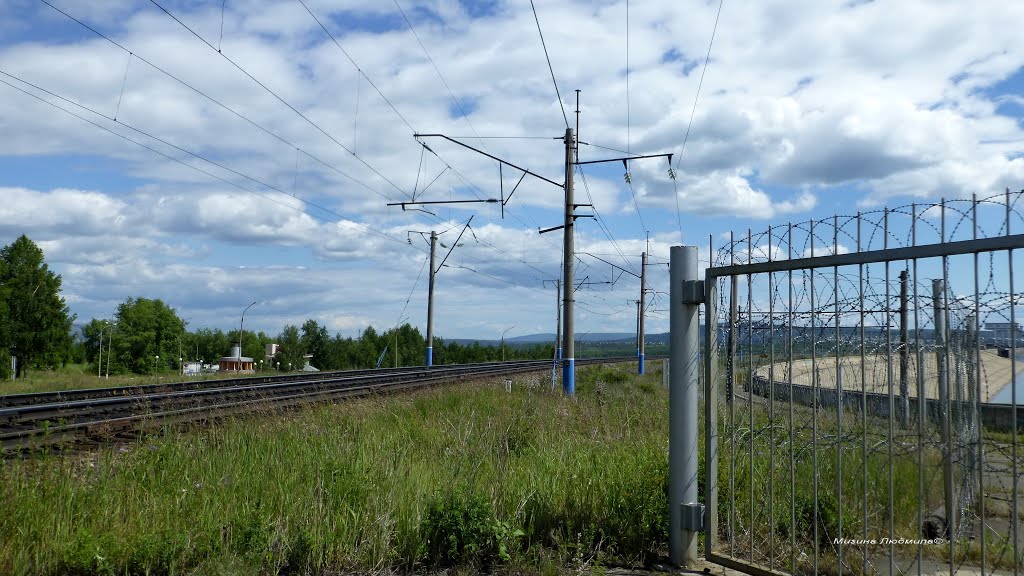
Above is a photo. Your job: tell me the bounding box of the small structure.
[181,361,203,376]
[301,353,319,372]
[218,345,255,373]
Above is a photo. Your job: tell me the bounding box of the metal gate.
[697,191,1024,576]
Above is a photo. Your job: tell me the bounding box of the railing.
[701,190,1024,575]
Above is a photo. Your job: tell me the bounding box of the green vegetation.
[0,363,671,575]
[0,235,76,379]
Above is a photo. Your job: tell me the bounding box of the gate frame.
[695,232,1024,576]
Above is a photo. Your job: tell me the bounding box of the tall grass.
[0,364,671,575]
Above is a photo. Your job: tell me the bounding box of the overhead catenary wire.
[528,0,569,129]
[672,0,725,243]
[393,0,492,159]
[146,0,558,292]
[36,0,396,204]
[0,73,417,251]
[46,0,634,322]
[146,0,412,200]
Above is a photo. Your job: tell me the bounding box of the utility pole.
[426,231,437,366]
[413,93,672,396]
[556,278,562,360]
[561,127,576,395]
[639,251,647,375]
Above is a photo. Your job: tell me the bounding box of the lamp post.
[154,355,159,383]
[238,301,257,373]
[501,325,517,362]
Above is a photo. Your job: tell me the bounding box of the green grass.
[3,362,1014,575]
[0,364,672,575]
[0,364,292,396]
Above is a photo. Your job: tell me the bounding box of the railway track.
[0,357,643,450]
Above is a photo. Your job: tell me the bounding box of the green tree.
[0,235,75,378]
[110,297,186,374]
[300,319,330,369]
[274,324,303,371]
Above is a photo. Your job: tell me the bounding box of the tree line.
[82,311,556,375]
[0,235,559,378]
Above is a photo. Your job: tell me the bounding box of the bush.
[419,491,523,568]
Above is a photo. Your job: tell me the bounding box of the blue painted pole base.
[425,346,433,367]
[639,353,645,375]
[562,358,575,395]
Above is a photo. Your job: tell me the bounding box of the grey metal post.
[704,274,719,559]
[639,251,647,374]
[932,279,955,539]
[426,231,437,366]
[561,127,575,394]
[728,275,738,402]
[669,245,699,565]
[106,326,113,378]
[900,270,910,428]
[966,314,978,494]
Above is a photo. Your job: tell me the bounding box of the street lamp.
[238,301,257,373]
[154,354,159,383]
[259,359,263,372]
[501,325,517,362]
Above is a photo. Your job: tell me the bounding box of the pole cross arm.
[415,133,564,189]
[388,198,499,209]
[575,152,674,166]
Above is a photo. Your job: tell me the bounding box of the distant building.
[985,322,1023,343]
[218,345,255,373]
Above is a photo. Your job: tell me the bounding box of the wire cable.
[0,71,415,250]
[147,0,411,199]
[39,0,395,204]
[673,0,725,242]
[528,0,569,129]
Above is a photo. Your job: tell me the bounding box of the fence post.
[932,279,956,539]
[663,358,670,389]
[670,246,700,565]
[704,273,719,558]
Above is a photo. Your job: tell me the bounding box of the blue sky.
[0,0,1023,341]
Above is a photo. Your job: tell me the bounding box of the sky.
[0,0,1023,342]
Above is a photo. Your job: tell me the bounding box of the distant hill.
[449,332,671,347]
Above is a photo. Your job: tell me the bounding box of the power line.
[528,0,569,128]
[296,0,416,136]
[146,0,411,200]
[673,0,725,242]
[0,71,414,250]
[576,166,640,277]
[393,0,490,155]
[38,0,398,205]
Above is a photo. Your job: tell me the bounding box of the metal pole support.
[670,246,702,565]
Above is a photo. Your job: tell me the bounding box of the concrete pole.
[98,323,105,378]
[932,279,955,539]
[106,327,113,378]
[635,300,641,358]
[426,231,437,366]
[561,127,575,395]
[669,246,699,565]
[900,270,910,428]
[639,251,647,375]
[556,278,562,360]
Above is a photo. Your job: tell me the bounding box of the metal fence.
[701,190,1024,576]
